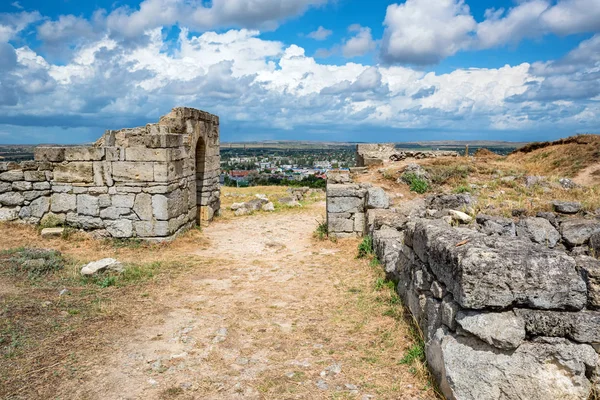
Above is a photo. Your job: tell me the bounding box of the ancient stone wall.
[0,107,220,241]
[368,195,600,399]
[356,143,459,167]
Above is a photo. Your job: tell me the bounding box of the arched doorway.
[195,137,207,225]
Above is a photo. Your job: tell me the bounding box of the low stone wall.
[356,143,459,167]
[369,200,600,399]
[0,107,220,241]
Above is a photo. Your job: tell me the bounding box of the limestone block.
[0,192,24,206]
[88,187,108,195]
[33,182,51,190]
[0,170,24,182]
[366,187,390,209]
[105,220,133,238]
[41,228,64,239]
[98,194,111,208]
[93,162,113,186]
[18,206,30,218]
[51,193,77,213]
[112,194,135,208]
[0,182,11,193]
[34,147,65,162]
[125,148,170,162]
[0,207,20,221]
[411,219,587,310]
[24,189,49,201]
[143,185,170,194]
[77,194,100,216]
[105,147,122,161]
[66,213,104,229]
[327,197,364,213]
[64,147,105,161]
[112,162,154,182]
[53,162,94,184]
[515,309,600,344]
[354,212,366,233]
[72,186,89,194]
[576,255,600,309]
[133,193,153,221]
[12,181,32,191]
[328,217,354,233]
[51,184,72,193]
[133,220,170,237]
[100,207,133,220]
[441,295,459,330]
[152,194,168,220]
[456,310,526,350]
[24,171,47,182]
[372,227,403,281]
[30,196,50,218]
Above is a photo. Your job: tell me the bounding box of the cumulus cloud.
[105,0,329,37]
[380,0,476,65]
[307,26,332,40]
[342,25,376,58]
[0,11,42,42]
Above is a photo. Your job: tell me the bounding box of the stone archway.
[195,136,207,224]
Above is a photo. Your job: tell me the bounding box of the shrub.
[453,185,471,194]
[0,248,65,278]
[402,173,429,194]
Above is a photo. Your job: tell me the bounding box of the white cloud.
[342,26,376,58]
[11,2,23,10]
[105,0,329,37]
[380,0,476,65]
[37,15,95,44]
[307,26,332,40]
[0,11,42,42]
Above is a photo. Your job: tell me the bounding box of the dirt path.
[573,162,600,186]
[32,203,434,400]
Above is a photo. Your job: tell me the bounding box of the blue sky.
[0,0,599,144]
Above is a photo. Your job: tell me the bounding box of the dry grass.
[506,134,600,178]
[219,185,325,219]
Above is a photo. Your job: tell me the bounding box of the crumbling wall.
[356,143,459,167]
[369,196,600,399]
[0,107,220,241]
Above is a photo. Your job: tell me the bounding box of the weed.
[98,276,116,288]
[453,184,471,194]
[399,342,425,366]
[39,214,64,229]
[314,219,328,240]
[375,278,395,291]
[357,236,374,258]
[0,248,65,279]
[369,257,381,268]
[427,164,473,186]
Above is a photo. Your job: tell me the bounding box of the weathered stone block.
[427,329,597,400]
[133,220,170,237]
[12,181,32,191]
[328,217,354,233]
[66,213,104,229]
[24,171,47,182]
[0,207,20,221]
[517,217,561,247]
[366,187,390,209]
[0,182,11,193]
[54,162,94,184]
[125,148,170,162]
[111,194,135,208]
[24,190,50,201]
[411,219,587,310]
[456,310,526,350]
[64,147,105,161]
[0,170,24,182]
[0,192,24,206]
[32,181,51,190]
[34,147,65,162]
[133,193,152,221]
[105,220,133,238]
[51,193,76,213]
[77,195,100,217]
[515,309,600,344]
[577,255,600,310]
[152,194,168,220]
[327,196,364,213]
[112,162,154,182]
[30,196,50,218]
[100,207,132,220]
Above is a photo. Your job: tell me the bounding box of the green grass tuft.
[357,236,374,258]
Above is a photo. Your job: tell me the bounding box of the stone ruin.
[0,107,221,241]
[356,143,459,167]
[326,171,600,399]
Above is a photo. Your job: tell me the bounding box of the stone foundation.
[356,143,459,167]
[0,107,220,241]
